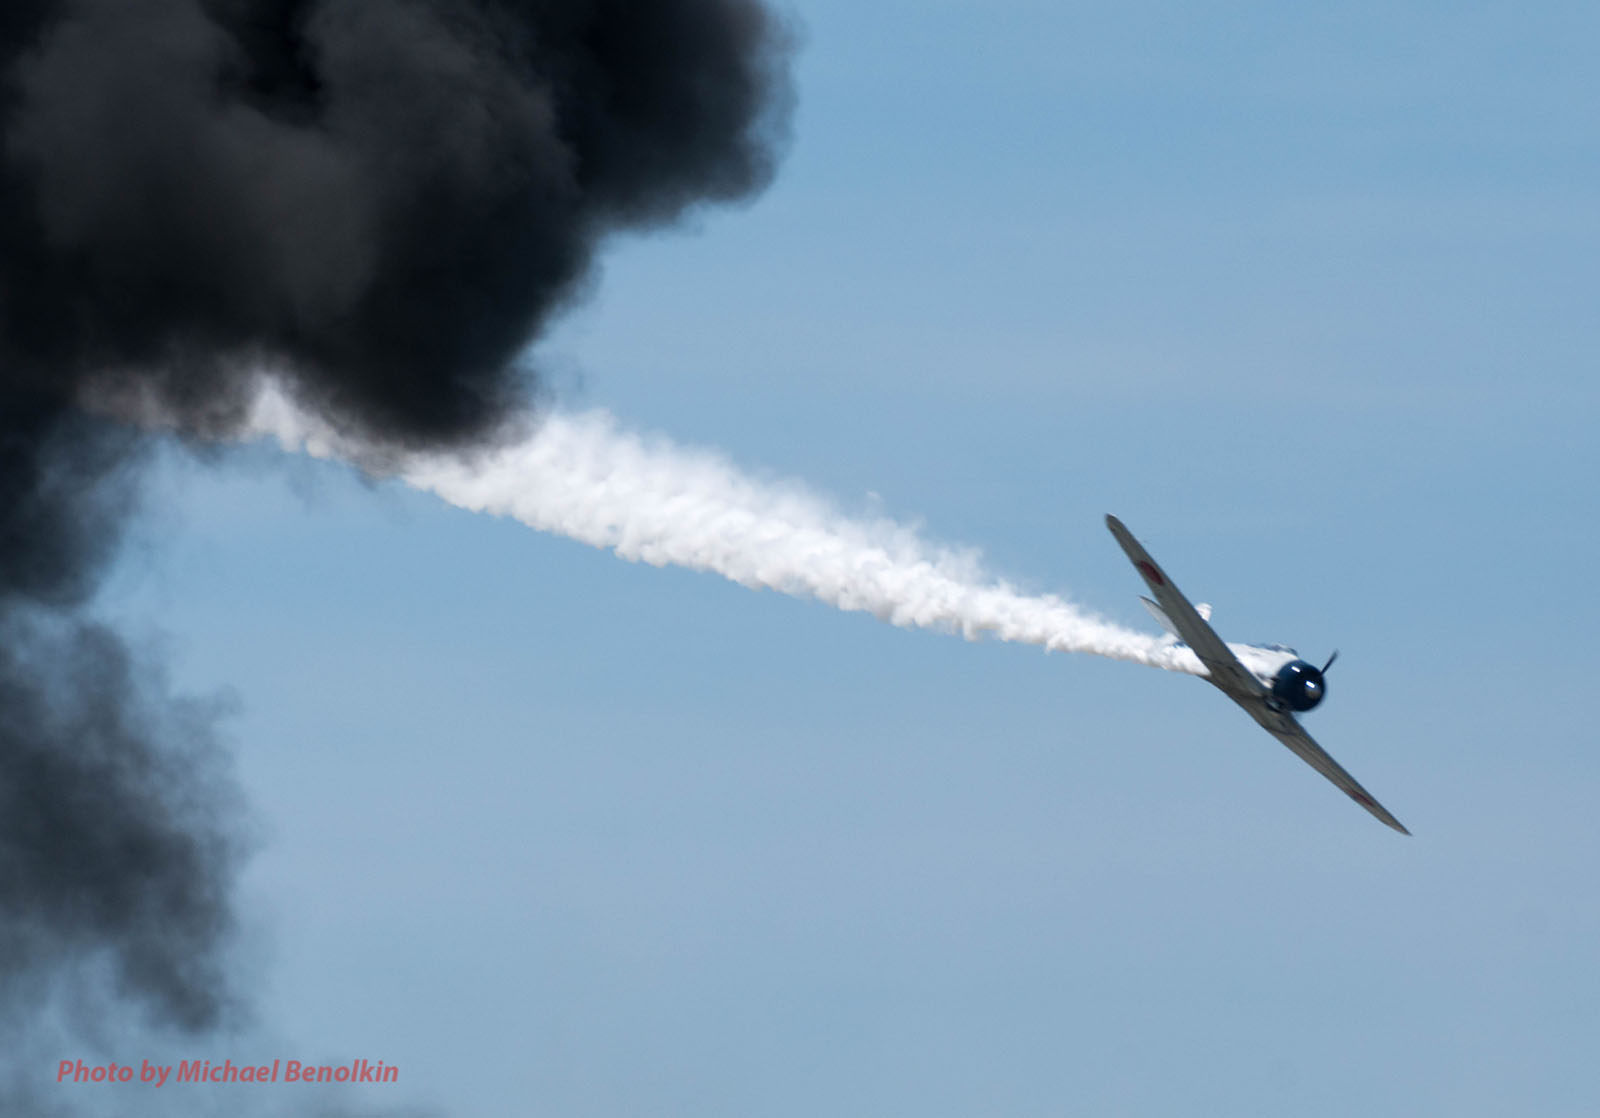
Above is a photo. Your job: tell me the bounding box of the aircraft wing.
[1104,515,1262,698]
[1236,697,1411,835]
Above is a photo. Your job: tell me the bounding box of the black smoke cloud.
[4,0,789,442]
[0,0,789,1056]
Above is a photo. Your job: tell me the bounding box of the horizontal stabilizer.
[1140,595,1179,638]
[1140,594,1211,638]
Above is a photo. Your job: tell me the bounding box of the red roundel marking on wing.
[1348,790,1376,808]
[1136,560,1165,587]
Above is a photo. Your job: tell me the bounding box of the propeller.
[1320,650,1339,674]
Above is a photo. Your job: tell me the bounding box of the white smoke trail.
[241,383,1202,675]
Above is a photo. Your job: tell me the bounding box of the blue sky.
[88,3,1598,1115]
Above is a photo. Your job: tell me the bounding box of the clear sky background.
[84,2,1597,1115]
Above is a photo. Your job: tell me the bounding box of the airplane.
[1106,514,1409,835]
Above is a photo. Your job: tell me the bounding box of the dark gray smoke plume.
[0,0,790,1061]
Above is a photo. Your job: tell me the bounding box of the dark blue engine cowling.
[1271,659,1326,712]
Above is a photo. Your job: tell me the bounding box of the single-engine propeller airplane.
[1106,515,1409,834]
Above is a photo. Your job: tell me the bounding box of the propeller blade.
[1321,650,1339,674]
